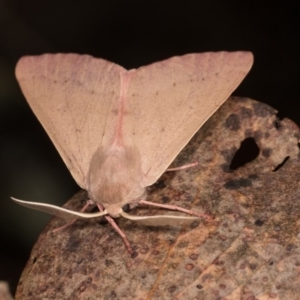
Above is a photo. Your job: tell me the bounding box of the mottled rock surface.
[16,97,300,299]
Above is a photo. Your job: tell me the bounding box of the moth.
[12,52,253,253]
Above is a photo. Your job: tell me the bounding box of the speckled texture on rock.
[15,97,300,300]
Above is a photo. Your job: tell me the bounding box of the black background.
[0,0,298,294]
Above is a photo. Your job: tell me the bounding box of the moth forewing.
[13,51,253,252]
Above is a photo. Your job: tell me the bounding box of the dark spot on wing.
[112,108,118,115]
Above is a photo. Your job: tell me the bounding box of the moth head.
[90,185,146,218]
[105,204,123,218]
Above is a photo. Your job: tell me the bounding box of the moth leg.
[139,199,211,220]
[167,162,198,172]
[96,203,133,254]
[52,200,95,233]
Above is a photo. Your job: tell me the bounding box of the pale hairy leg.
[96,203,133,254]
[164,161,211,220]
[52,200,95,233]
[139,199,212,221]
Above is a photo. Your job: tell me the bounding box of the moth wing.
[11,197,107,220]
[123,52,253,186]
[15,54,125,188]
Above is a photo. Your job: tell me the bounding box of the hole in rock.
[230,137,260,170]
[273,156,289,172]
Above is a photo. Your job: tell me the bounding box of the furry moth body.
[12,52,253,253]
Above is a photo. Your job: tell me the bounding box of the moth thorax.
[87,145,146,208]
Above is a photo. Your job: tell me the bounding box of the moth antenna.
[11,197,108,220]
[120,210,199,226]
[52,199,96,233]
